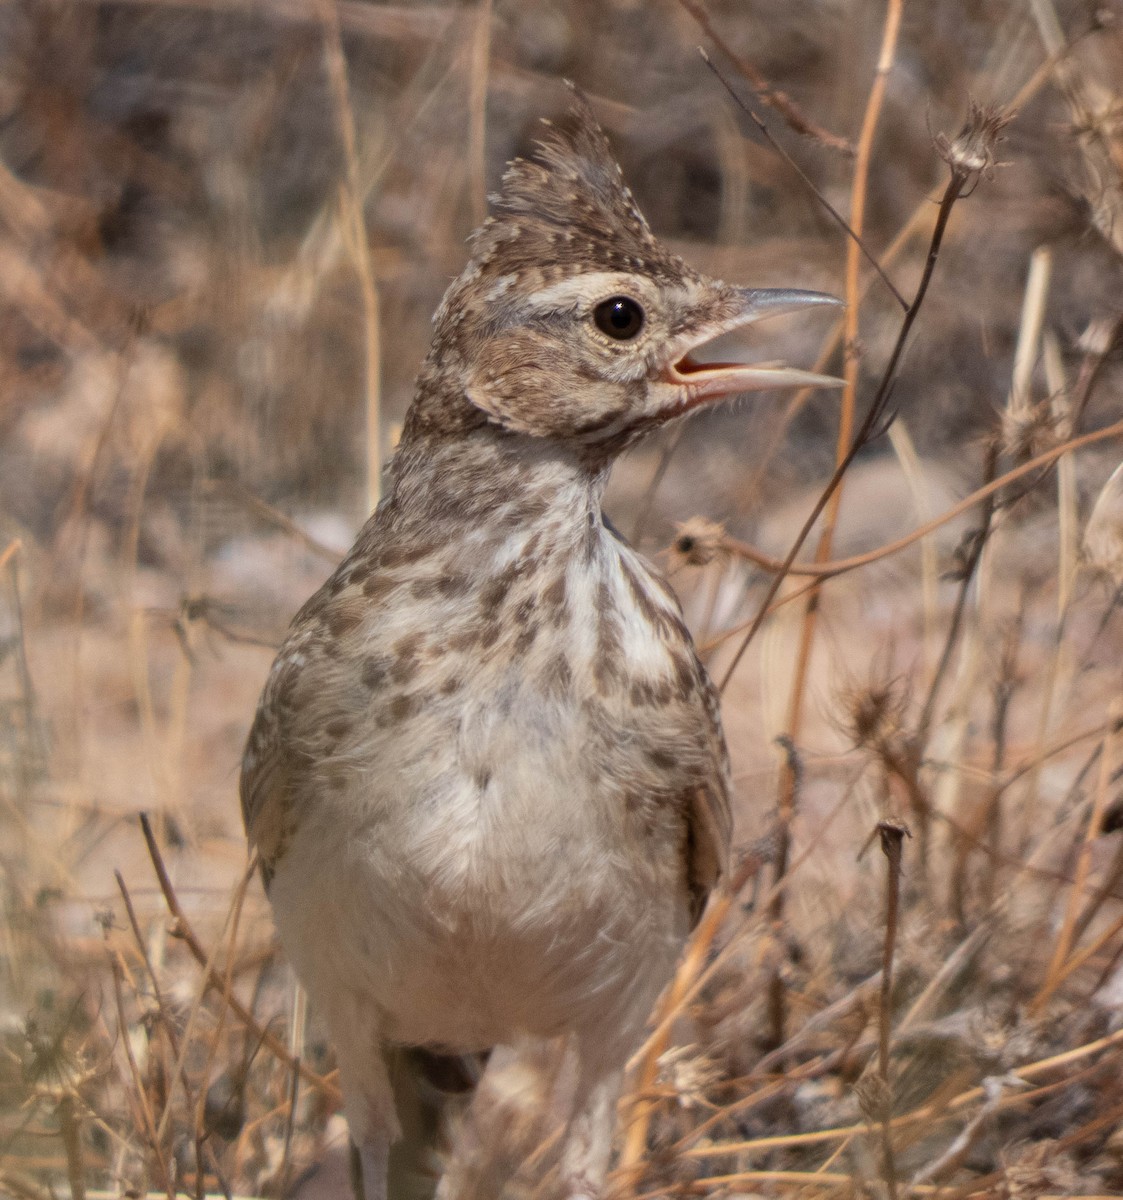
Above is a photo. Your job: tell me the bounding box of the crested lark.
[241,96,839,1199]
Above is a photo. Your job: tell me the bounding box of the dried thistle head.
[18,999,96,1103]
[656,1043,722,1112]
[999,397,1063,463]
[838,670,911,756]
[669,516,726,570]
[936,100,1012,189]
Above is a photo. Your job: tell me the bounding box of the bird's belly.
[269,752,688,1053]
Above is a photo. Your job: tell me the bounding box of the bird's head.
[414,93,841,457]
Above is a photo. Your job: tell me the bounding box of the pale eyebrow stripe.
[524,272,649,312]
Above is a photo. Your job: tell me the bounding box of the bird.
[240,92,840,1200]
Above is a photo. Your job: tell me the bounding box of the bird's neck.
[383,426,612,557]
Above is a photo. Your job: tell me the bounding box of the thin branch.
[701,49,907,311]
[677,0,852,154]
[875,820,908,1200]
[715,107,1017,693]
[318,0,383,514]
[699,416,1123,655]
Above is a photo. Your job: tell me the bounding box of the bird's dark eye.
[593,296,645,340]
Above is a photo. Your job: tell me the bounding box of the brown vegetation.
[2,1,1123,1197]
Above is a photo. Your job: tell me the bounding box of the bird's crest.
[466,89,687,282]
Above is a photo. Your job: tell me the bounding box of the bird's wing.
[686,663,733,920]
[239,572,395,883]
[239,650,307,886]
[239,585,347,883]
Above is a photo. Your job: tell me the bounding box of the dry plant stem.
[115,867,215,1192]
[137,815,336,1101]
[277,1052,302,1198]
[154,854,250,1149]
[940,1099,1123,1200]
[995,716,1118,802]
[1070,315,1123,429]
[701,51,905,310]
[108,949,174,1200]
[1008,246,1052,418]
[1050,904,1123,1002]
[634,1167,937,1195]
[677,0,852,153]
[318,0,383,513]
[1072,830,1123,949]
[731,195,932,530]
[697,557,726,647]
[751,965,881,1077]
[876,821,907,1200]
[208,481,343,562]
[1019,333,1079,846]
[680,1021,1123,1166]
[888,419,938,671]
[56,1094,85,1200]
[915,443,999,750]
[759,0,904,1050]
[190,859,254,1174]
[1030,0,1123,262]
[982,611,1021,909]
[702,415,1123,654]
[716,110,969,694]
[467,0,492,227]
[716,402,1123,583]
[616,874,746,1182]
[666,1077,788,1155]
[626,769,864,1087]
[907,1079,1007,1189]
[0,1172,53,1200]
[1091,916,1123,999]
[1030,716,1119,1015]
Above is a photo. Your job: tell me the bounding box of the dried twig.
[318,0,383,513]
[677,0,852,154]
[874,820,908,1200]
[717,101,1010,695]
[137,814,337,1102]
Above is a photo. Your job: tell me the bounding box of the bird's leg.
[344,1084,396,1200]
[349,1135,391,1200]
[559,1068,623,1200]
[324,996,399,1200]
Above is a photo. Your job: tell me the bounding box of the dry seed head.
[656,1044,722,1111]
[839,673,910,754]
[999,397,1063,463]
[20,1012,94,1100]
[999,1140,1084,1199]
[936,100,1012,185]
[670,516,726,569]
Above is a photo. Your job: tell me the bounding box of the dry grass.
[3,0,1123,1197]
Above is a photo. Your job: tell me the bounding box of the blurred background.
[2,0,1123,1196]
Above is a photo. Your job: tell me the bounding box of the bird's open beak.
[661,288,844,410]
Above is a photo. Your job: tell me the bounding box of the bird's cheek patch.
[464,332,627,438]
